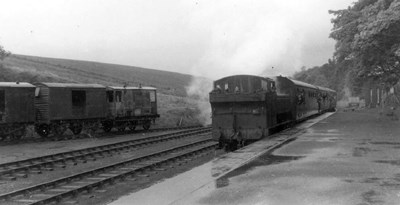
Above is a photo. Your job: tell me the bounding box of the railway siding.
[0,138,217,204]
[0,127,210,180]
[0,125,203,146]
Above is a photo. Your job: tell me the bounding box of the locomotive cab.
[209,75,276,150]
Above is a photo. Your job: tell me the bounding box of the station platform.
[109,109,400,205]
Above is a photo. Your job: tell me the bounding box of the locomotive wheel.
[102,121,113,133]
[225,139,238,152]
[142,121,151,130]
[69,123,83,135]
[36,124,50,138]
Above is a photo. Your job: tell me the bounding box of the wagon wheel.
[53,124,67,136]
[128,122,136,131]
[114,122,126,132]
[10,133,22,141]
[117,126,125,132]
[102,121,113,133]
[69,123,83,135]
[35,124,50,138]
[103,126,112,133]
[142,121,151,130]
[11,127,26,141]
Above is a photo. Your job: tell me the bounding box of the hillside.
[1,54,192,96]
[0,54,212,127]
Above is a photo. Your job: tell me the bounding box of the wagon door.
[115,90,122,116]
[149,90,157,115]
[71,90,86,116]
[106,90,115,117]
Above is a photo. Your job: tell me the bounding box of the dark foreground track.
[0,125,203,146]
[0,138,216,205]
[0,127,210,180]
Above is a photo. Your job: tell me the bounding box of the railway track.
[0,127,210,180]
[0,136,217,205]
[0,125,203,146]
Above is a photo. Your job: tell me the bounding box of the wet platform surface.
[109,110,400,205]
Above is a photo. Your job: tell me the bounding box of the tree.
[0,45,11,61]
[329,0,400,86]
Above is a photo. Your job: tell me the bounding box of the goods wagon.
[34,83,107,137]
[0,82,35,140]
[0,81,161,140]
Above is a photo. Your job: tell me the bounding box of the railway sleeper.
[54,163,67,168]
[42,167,54,171]
[30,169,42,174]
[15,172,28,178]
[1,175,17,180]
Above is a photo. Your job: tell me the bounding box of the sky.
[0,0,354,79]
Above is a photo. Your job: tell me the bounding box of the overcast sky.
[0,0,354,79]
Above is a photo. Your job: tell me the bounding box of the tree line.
[294,0,400,99]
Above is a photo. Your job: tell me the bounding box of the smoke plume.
[185,76,213,126]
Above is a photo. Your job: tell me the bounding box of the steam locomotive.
[0,82,159,140]
[209,75,336,150]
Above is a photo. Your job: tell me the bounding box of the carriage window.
[115,91,122,102]
[224,83,229,91]
[72,90,86,107]
[107,91,114,102]
[0,90,5,112]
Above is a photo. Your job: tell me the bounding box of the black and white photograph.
[1,0,400,204]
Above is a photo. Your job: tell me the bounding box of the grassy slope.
[0,54,210,127]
